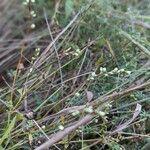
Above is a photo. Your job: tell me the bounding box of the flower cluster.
[73,49,82,57]
[72,110,80,116]
[22,0,37,29]
[31,48,40,63]
[58,125,64,131]
[100,67,131,77]
[109,67,131,75]
[84,105,94,113]
[87,71,97,80]
[30,10,36,17]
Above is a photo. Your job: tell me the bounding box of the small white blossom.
[29,68,33,72]
[30,11,36,17]
[91,72,97,77]
[42,125,46,129]
[89,76,94,80]
[100,67,107,73]
[126,71,131,75]
[72,110,80,116]
[32,13,36,17]
[113,67,118,73]
[35,48,40,51]
[119,68,125,73]
[30,11,34,15]
[95,119,98,123]
[58,125,64,130]
[38,140,41,144]
[105,103,112,108]
[102,67,107,72]
[36,51,40,56]
[84,106,93,113]
[75,92,80,97]
[100,67,103,72]
[96,110,105,116]
[30,23,36,29]
[74,52,79,57]
[76,49,81,53]
[32,57,36,60]
[104,73,108,77]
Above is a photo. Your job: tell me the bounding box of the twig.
[44,8,64,96]
[35,114,93,150]
[38,105,86,124]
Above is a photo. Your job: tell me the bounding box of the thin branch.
[44,8,64,95]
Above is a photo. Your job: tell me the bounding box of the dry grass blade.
[111,103,142,135]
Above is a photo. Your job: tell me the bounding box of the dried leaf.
[86,91,93,102]
[17,63,24,70]
[111,103,142,134]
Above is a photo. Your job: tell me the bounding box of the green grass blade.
[0,116,16,145]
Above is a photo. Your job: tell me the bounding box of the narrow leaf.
[0,116,16,145]
[65,0,74,19]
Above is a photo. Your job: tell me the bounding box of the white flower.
[42,125,46,129]
[91,72,97,77]
[75,92,80,97]
[100,67,107,73]
[96,111,105,116]
[119,68,125,73]
[32,13,36,17]
[113,67,118,73]
[30,23,35,29]
[30,11,36,17]
[102,67,107,72]
[94,119,98,123]
[89,76,94,80]
[76,49,81,53]
[74,52,79,57]
[104,73,108,77]
[35,48,40,52]
[126,71,131,75]
[36,51,40,56]
[72,110,80,116]
[105,103,112,108]
[30,11,34,15]
[32,56,36,60]
[58,125,64,130]
[84,106,93,113]
[29,68,33,72]
[100,67,103,72]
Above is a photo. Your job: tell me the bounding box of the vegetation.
[0,0,150,149]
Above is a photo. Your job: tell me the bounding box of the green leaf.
[65,0,74,19]
[0,116,16,145]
